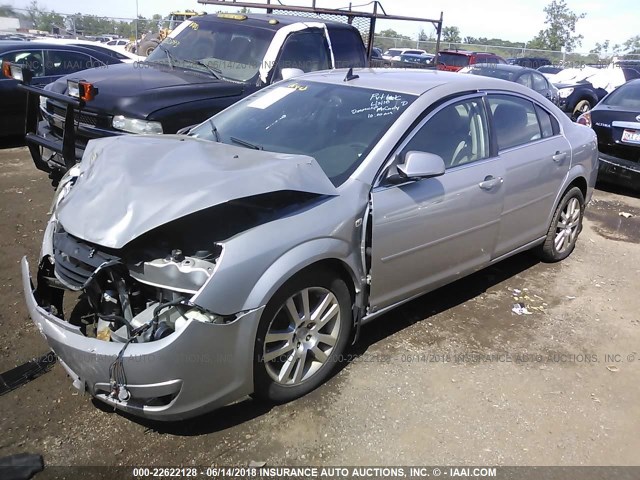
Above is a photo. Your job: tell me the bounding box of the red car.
[437,50,506,72]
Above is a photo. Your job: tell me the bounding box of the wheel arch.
[545,170,589,229]
[242,238,363,314]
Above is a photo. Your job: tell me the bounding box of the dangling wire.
[108,337,135,398]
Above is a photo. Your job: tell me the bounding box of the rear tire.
[252,268,352,404]
[536,186,585,262]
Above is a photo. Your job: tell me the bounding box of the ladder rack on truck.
[196,0,444,64]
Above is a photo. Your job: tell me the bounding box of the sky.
[5,0,638,52]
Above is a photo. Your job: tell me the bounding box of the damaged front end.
[24,219,262,419]
[22,135,339,420]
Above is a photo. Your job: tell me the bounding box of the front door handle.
[478,175,504,190]
[552,151,567,162]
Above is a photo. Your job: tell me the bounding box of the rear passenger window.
[329,29,366,69]
[531,72,548,92]
[488,95,542,150]
[535,104,556,138]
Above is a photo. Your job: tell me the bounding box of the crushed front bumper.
[21,257,263,421]
[597,152,640,191]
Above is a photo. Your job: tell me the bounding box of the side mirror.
[281,68,304,81]
[397,151,446,179]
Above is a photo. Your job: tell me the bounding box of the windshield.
[438,53,470,67]
[146,18,275,82]
[385,49,403,56]
[190,80,417,185]
[602,82,640,109]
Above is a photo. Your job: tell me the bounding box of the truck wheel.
[536,187,585,262]
[572,100,591,120]
[139,40,159,57]
[252,268,352,404]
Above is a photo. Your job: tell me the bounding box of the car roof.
[298,68,529,96]
[469,64,538,73]
[0,40,103,52]
[440,50,498,56]
[197,12,355,30]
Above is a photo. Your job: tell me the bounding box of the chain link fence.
[375,36,640,67]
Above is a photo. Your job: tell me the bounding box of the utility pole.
[135,0,139,54]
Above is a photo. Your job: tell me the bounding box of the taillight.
[576,112,591,128]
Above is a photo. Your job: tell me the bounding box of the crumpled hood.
[56,135,338,249]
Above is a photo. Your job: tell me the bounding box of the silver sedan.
[22,69,598,420]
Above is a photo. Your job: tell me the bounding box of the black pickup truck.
[16,12,370,182]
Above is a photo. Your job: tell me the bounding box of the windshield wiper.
[156,44,175,69]
[230,136,263,150]
[183,58,222,79]
[208,119,220,142]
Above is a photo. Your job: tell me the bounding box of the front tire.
[536,186,585,262]
[252,268,352,403]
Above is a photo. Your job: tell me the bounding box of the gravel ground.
[1,145,640,469]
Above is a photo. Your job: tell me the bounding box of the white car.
[31,38,143,63]
[382,48,427,61]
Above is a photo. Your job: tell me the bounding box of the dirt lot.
[1,145,640,469]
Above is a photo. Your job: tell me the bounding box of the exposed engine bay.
[37,190,321,345]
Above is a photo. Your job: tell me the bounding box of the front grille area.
[46,102,113,130]
[53,231,120,290]
[51,105,98,126]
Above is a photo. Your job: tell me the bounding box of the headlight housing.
[112,115,163,134]
[39,95,48,111]
[558,88,574,99]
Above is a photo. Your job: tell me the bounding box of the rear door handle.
[478,175,504,190]
[552,151,567,162]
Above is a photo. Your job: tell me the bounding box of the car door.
[487,94,571,257]
[368,94,505,311]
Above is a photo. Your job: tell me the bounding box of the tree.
[418,28,434,42]
[378,28,411,40]
[0,4,17,16]
[623,35,640,54]
[529,0,585,52]
[442,26,461,43]
[590,39,610,57]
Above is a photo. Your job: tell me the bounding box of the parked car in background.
[510,57,551,69]
[106,39,129,48]
[399,53,434,65]
[538,65,563,78]
[31,38,143,63]
[382,48,427,61]
[371,47,383,59]
[437,49,506,72]
[577,79,640,190]
[555,67,640,120]
[0,41,123,140]
[23,68,597,420]
[460,64,559,104]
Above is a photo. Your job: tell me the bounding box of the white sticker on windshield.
[247,87,296,109]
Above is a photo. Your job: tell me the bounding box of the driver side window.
[401,97,490,169]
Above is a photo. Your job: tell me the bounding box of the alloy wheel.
[263,287,341,385]
[554,197,581,253]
